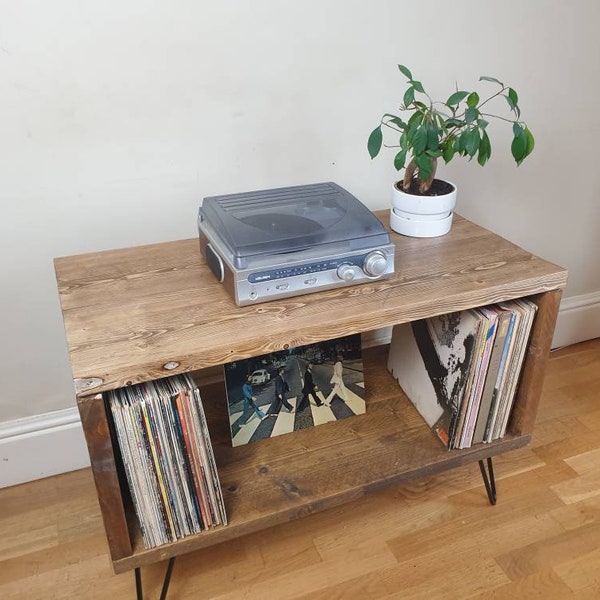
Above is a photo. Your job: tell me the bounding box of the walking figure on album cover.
[238,374,265,426]
[297,362,324,411]
[267,366,294,414]
[325,353,349,406]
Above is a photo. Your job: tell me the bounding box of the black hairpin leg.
[478,457,497,505]
[135,557,176,600]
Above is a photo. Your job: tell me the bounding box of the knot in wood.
[277,479,301,498]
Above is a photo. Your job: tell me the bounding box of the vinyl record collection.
[388,298,538,450]
[107,374,227,549]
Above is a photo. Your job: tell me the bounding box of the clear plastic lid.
[199,182,390,264]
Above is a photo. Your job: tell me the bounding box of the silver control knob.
[336,264,356,282]
[363,251,388,277]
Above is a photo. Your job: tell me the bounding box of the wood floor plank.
[376,556,510,600]
[551,448,600,504]
[553,546,600,594]
[464,568,575,600]
[0,524,58,564]
[581,407,600,431]
[0,338,599,599]
[494,523,600,580]
[530,414,592,449]
[551,470,600,505]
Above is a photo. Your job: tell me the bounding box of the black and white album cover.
[387,311,482,448]
[223,334,365,447]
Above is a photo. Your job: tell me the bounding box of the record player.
[197,182,395,306]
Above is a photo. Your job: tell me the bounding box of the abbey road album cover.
[223,334,365,447]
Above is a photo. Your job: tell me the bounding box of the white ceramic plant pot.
[390,180,457,238]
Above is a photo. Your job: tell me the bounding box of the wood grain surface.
[54,213,567,397]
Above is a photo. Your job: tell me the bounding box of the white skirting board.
[550,291,600,349]
[1,291,599,488]
[0,408,90,488]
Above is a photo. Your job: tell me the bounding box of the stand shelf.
[54,213,567,580]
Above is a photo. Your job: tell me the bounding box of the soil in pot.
[395,178,455,197]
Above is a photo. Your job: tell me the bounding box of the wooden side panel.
[508,289,563,435]
[77,394,132,561]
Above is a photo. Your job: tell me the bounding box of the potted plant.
[368,65,535,237]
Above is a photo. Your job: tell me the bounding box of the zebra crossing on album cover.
[229,388,366,447]
[223,335,366,447]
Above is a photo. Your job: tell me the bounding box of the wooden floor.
[2,339,600,600]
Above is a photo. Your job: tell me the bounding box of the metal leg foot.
[478,457,497,505]
[133,557,176,600]
[135,567,143,600]
[160,558,176,600]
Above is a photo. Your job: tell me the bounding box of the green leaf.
[479,75,503,85]
[465,106,479,124]
[398,64,412,79]
[411,80,425,93]
[407,111,423,134]
[477,131,491,166]
[403,86,415,106]
[414,154,434,181]
[446,90,470,106]
[465,128,480,157]
[444,118,463,129]
[524,127,535,157]
[513,122,524,137]
[412,126,428,153]
[467,92,479,108]
[427,126,440,151]
[426,149,443,158]
[505,92,520,117]
[383,114,406,129]
[394,148,407,171]
[457,131,468,154]
[477,118,489,129]
[367,126,383,159]
[511,131,528,165]
[442,138,455,163]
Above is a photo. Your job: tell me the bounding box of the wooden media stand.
[54,213,567,596]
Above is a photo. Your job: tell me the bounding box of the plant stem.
[381,119,403,134]
[479,112,522,125]
[477,87,507,111]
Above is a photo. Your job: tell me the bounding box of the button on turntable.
[363,251,388,277]
[336,264,356,282]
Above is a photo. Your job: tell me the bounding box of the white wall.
[1,0,599,422]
